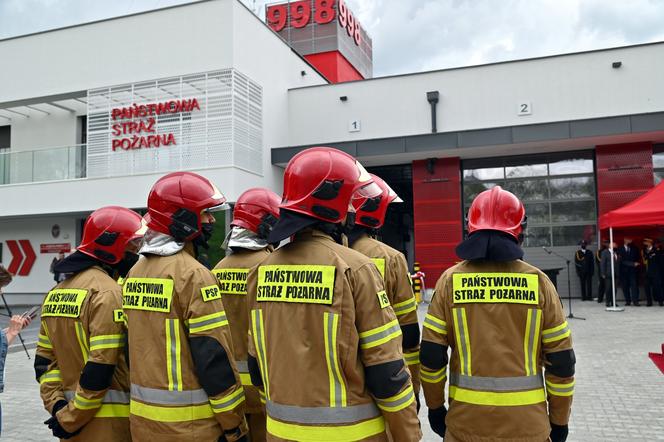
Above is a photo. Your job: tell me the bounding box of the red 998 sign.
[267,0,362,46]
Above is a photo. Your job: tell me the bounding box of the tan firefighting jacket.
[351,234,421,394]
[36,266,131,442]
[123,243,247,441]
[246,229,421,442]
[421,259,575,442]
[213,247,271,415]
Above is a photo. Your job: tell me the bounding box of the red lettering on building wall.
[110,98,200,152]
[267,0,363,46]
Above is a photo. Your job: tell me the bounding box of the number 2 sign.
[267,0,363,47]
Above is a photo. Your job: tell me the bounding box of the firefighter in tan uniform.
[34,206,145,441]
[246,147,421,442]
[212,187,281,441]
[421,186,575,442]
[349,174,421,405]
[124,172,248,442]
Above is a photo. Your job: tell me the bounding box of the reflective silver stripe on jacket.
[64,389,130,404]
[449,373,543,392]
[235,360,249,373]
[266,400,380,424]
[358,322,401,347]
[130,384,209,405]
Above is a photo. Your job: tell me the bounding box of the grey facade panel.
[630,113,664,133]
[458,127,512,147]
[357,138,405,156]
[570,116,631,138]
[406,133,458,152]
[271,146,307,165]
[512,122,570,143]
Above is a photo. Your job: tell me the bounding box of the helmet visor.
[353,181,382,201]
[385,182,403,203]
[203,202,231,213]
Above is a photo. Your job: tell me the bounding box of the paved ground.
[1,300,663,441]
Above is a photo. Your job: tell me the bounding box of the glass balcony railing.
[0,144,86,185]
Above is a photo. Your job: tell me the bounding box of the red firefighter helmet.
[280,147,381,223]
[467,186,526,240]
[146,172,227,241]
[77,206,145,264]
[232,187,281,234]
[353,174,403,228]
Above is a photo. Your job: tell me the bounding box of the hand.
[44,415,80,440]
[428,406,447,438]
[550,423,569,442]
[4,315,30,344]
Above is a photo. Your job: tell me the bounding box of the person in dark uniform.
[658,240,664,303]
[642,238,664,307]
[574,240,594,301]
[616,237,641,306]
[596,240,609,304]
[600,241,620,307]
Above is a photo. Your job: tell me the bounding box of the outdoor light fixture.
[426,157,437,175]
[301,70,307,76]
[612,61,622,68]
[427,91,440,133]
[339,96,348,102]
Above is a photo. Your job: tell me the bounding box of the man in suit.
[596,240,609,304]
[616,237,641,306]
[574,240,594,301]
[600,241,620,307]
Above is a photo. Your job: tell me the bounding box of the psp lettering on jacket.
[452,273,539,304]
[257,265,336,305]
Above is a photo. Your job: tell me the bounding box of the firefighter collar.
[223,226,270,252]
[456,230,524,262]
[139,229,185,256]
[267,209,320,244]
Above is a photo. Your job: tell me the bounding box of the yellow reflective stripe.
[95,403,130,418]
[523,309,542,376]
[39,369,62,384]
[38,333,53,349]
[358,319,402,350]
[546,379,575,397]
[252,309,270,399]
[404,350,420,366]
[74,321,89,361]
[423,314,447,335]
[187,311,229,334]
[259,389,266,405]
[74,393,103,410]
[453,308,471,376]
[165,319,183,391]
[267,415,385,442]
[130,399,214,422]
[542,321,571,344]
[370,258,386,279]
[392,297,417,316]
[449,386,546,406]
[210,387,246,413]
[421,366,447,383]
[89,334,125,351]
[375,384,415,412]
[239,373,252,386]
[324,312,347,407]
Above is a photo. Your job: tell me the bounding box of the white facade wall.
[0,0,325,218]
[287,43,664,146]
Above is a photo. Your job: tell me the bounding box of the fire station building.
[1,0,663,304]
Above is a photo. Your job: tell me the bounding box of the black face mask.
[115,252,139,278]
[193,223,214,251]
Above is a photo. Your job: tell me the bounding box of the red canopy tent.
[599,181,664,229]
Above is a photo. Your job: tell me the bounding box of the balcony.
[0,144,86,185]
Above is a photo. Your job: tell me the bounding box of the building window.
[462,152,596,247]
[654,144,664,185]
